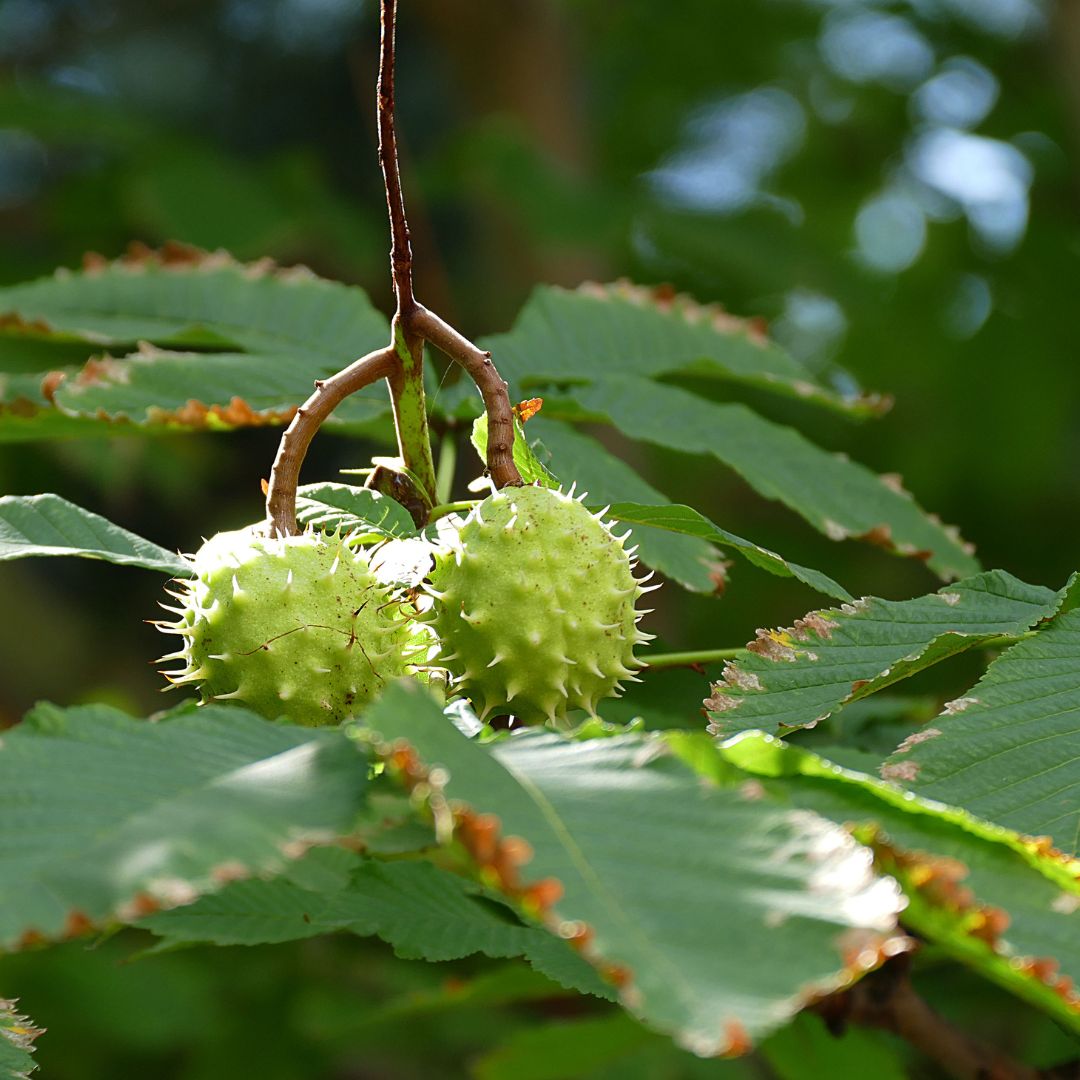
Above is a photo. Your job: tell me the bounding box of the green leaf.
[604,501,852,602]
[48,347,388,431]
[0,249,392,436]
[714,732,1080,1032]
[0,249,388,360]
[138,847,611,1000]
[886,603,1080,854]
[471,412,558,489]
[473,1014,660,1080]
[0,494,191,575]
[357,683,910,1054]
[295,483,417,538]
[760,1012,909,1080]
[706,570,1063,737]
[480,283,885,417]
[528,418,722,594]
[0,702,368,949]
[559,375,980,581]
[0,999,41,1080]
[0,371,106,441]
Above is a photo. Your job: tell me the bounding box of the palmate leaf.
[556,376,979,581]
[0,494,191,575]
[0,702,368,949]
[479,282,886,417]
[137,847,610,1000]
[713,733,1080,1032]
[0,246,392,436]
[0,999,41,1080]
[706,570,1066,737]
[885,605,1080,855]
[357,684,909,1054]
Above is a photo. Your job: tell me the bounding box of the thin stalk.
[434,432,457,505]
[428,500,478,523]
[379,3,437,514]
[643,648,744,670]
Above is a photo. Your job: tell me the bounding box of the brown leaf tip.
[576,279,772,348]
[78,240,317,283]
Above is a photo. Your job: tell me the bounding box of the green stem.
[435,430,457,505]
[388,320,438,517]
[428,500,478,522]
[643,648,745,670]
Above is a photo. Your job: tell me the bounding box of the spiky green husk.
[157,527,417,726]
[427,485,655,724]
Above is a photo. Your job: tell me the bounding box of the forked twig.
[265,0,521,537]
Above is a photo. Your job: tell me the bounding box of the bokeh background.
[0,0,1078,1076]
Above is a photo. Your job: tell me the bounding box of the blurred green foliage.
[0,0,1077,1075]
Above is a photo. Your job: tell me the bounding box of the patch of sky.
[647,87,805,215]
[907,128,1032,252]
[912,57,999,128]
[819,10,934,92]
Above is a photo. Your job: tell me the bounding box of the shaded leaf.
[706,571,1063,737]
[604,501,852,601]
[295,483,417,538]
[0,494,191,575]
[358,683,909,1054]
[473,1014,665,1080]
[0,247,392,436]
[48,347,387,431]
[0,1000,41,1080]
[760,1011,909,1080]
[714,732,1080,1031]
[480,282,884,416]
[887,603,1080,855]
[528,418,722,594]
[0,702,368,949]
[558,376,979,581]
[138,847,610,1000]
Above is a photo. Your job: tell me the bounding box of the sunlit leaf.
[0,999,41,1080]
[706,570,1064,737]
[357,683,910,1054]
[0,702,368,949]
[885,602,1080,854]
[714,732,1080,1032]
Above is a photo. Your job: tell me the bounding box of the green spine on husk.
[157,527,418,726]
[426,484,657,724]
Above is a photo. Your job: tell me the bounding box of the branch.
[265,346,397,536]
[264,0,522,532]
[412,305,522,490]
[816,959,1038,1080]
[379,0,414,315]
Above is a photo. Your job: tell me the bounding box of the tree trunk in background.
[414,0,609,321]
